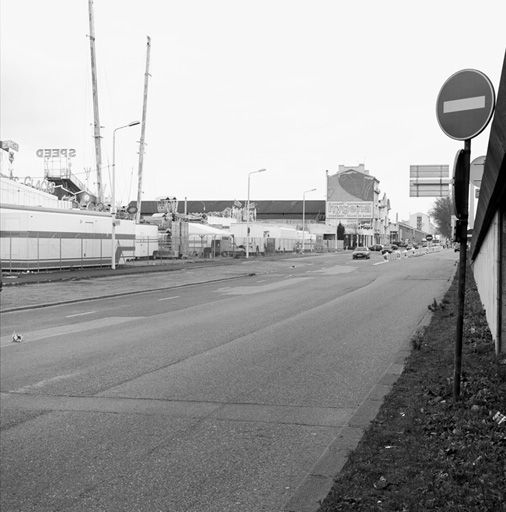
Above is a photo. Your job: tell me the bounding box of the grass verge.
[319,266,506,512]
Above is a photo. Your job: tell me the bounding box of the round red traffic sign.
[436,69,495,141]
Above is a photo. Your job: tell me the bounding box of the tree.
[337,222,346,240]
[430,197,453,239]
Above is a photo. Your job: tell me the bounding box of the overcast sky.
[1,0,504,219]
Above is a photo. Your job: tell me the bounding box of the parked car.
[352,246,371,259]
[381,244,398,254]
[369,244,383,251]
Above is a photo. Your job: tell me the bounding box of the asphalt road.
[0,250,457,512]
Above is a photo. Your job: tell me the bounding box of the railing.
[0,235,346,272]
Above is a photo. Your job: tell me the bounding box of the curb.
[0,273,255,313]
[283,309,434,512]
[0,260,234,287]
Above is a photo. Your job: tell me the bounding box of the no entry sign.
[436,69,495,140]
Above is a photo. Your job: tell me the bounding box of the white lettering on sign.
[36,148,76,158]
[21,176,56,194]
[443,96,485,114]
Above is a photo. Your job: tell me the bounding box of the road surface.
[1,250,457,511]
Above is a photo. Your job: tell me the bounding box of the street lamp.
[111,120,140,269]
[246,168,266,259]
[302,188,316,254]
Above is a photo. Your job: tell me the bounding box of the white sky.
[1,0,504,220]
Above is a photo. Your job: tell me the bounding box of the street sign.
[436,69,495,140]
[409,165,448,179]
[127,205,138,215]
[426,234,433,241]
[409,180,450,197]
[470,155,485,187]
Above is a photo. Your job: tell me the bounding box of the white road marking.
[373,261,389,266]
[256,280,267,283]
[443,95,485,113]
[65,311,96,318]
[158,296,179,301]
[12,372,80,393]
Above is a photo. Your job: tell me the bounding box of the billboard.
[326,201,373,220]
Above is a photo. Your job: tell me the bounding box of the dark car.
[381,244,398,254]
[369,244,383,251]
[352,246,371,259]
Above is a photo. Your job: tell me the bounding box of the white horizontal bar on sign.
[409,165,449,179]
[443,96,485,114]
[409,179,451,185]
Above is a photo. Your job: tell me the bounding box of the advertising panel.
[326,201,373,220]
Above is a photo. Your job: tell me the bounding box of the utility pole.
[88,0,103,203]
[136,36,151,224]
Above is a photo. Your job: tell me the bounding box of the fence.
[0,233,136,272]
[0,234,345,272]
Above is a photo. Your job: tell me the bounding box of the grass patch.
[319,267,506,512]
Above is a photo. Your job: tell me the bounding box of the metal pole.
[112,128,117,270]
[245,169,266,259]
[88,0,103,203]
[302,193,306,254]
[136,36,151,224]
[112,121,140,270]
[302,188,316,254]
[454,139,471,400]
[356,205,360,247]
[246,174,251,259]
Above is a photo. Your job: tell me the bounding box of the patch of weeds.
[319,266,506,512]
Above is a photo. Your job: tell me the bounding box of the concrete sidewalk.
[1,257,236,287]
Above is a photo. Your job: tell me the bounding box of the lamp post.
[111,120,140,269]
[246,168,266,258]
[356,204,360,248]
[302,188,316,254]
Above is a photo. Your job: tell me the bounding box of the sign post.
[436,69,495,400]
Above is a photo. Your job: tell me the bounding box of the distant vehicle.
[396,241,407,248]
[369,244,383,251]
[381,244,398,254]
[454,243,460,252]
[352,246,371,259]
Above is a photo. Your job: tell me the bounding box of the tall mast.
[136,36,151,223]
[88,0,103,203]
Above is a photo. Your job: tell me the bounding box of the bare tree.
[430,197,453,239]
